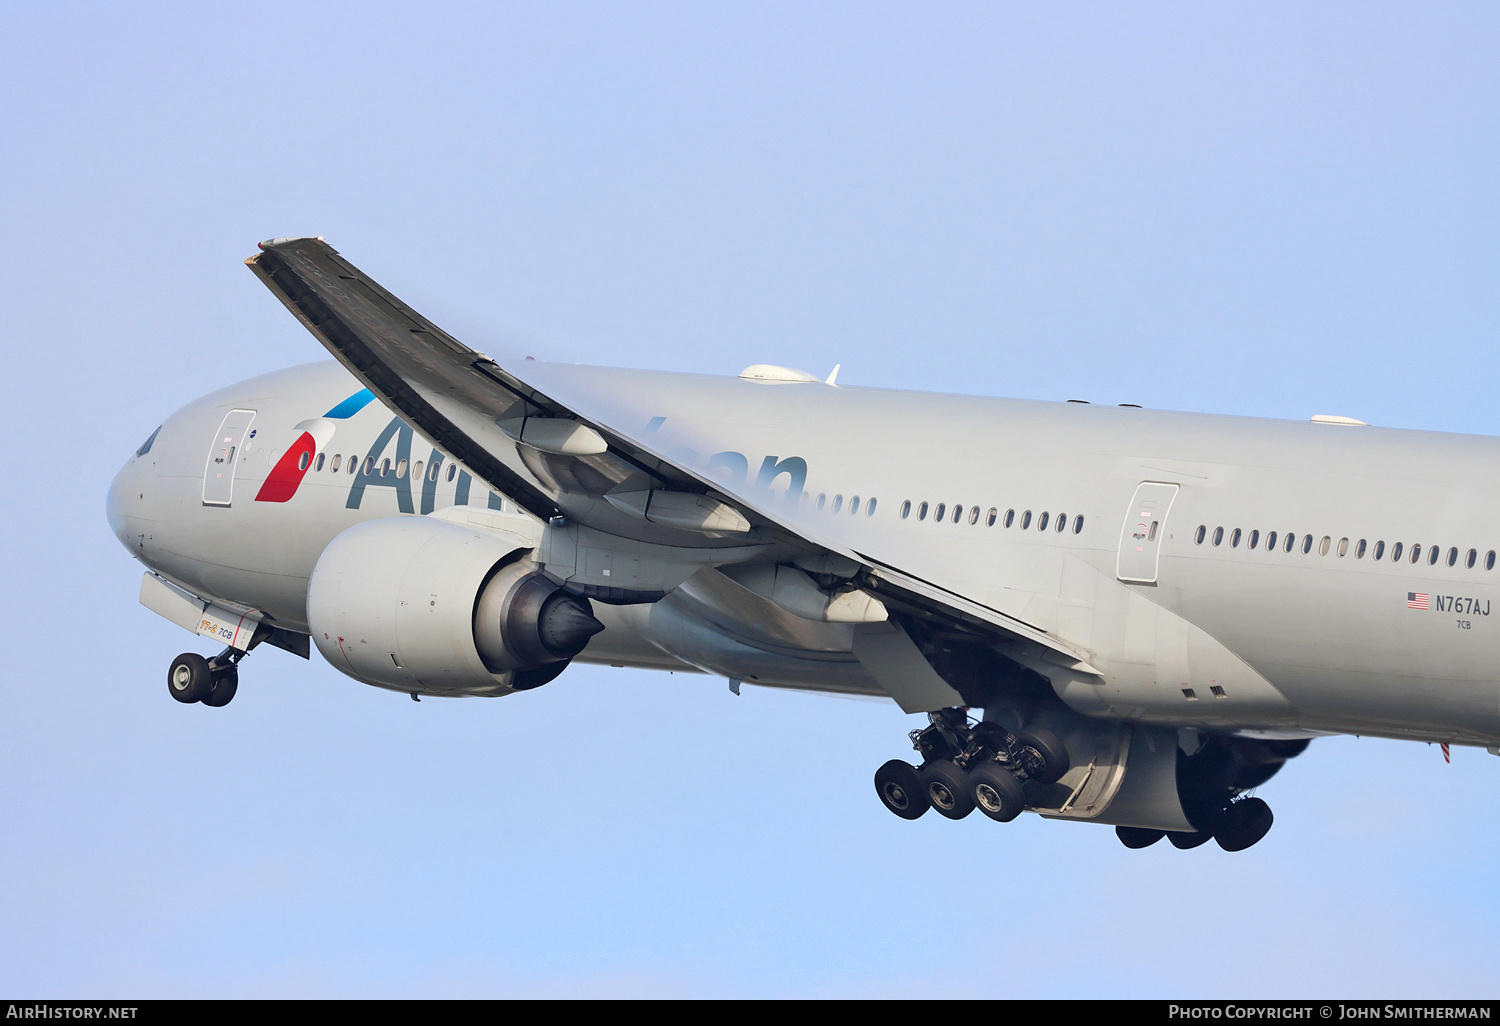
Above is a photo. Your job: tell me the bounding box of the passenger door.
[1116,481,1179,584]
[202,409,256,507]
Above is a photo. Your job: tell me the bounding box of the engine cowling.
[307,516,603,696]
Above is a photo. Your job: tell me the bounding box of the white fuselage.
[108,359,1500,747]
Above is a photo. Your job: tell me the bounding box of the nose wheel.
[167,648,242,707]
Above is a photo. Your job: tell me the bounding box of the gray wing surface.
[247,236,1099,671]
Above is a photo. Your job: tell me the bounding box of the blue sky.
[2,2,1498,997]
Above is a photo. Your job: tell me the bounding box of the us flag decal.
[1408,592,1429,610]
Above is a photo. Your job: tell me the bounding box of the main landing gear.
[167,647,242,708]
[1115,797,1275,853]
[1113,735,1305,852]
[874,708,1069,825]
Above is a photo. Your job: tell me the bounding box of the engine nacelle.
[307,516,602,696]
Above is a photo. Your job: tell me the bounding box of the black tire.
[968,762,1026,822]
[920,760,975,820]
[1168,829,1215,849]
[167,653,213,704]
[1215,797,1274,852]
[971,720,1010,751]
[202,667,239,708]
[1015,727,1070,784]
[1116,826,1166,849]
[873,760,929,820]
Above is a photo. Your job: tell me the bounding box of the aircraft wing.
[246,237,1099,672]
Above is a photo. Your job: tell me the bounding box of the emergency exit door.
[202,409,256,507]
[1116,481,1179,584]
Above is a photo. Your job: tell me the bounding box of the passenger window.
[918,502,929,521]
[1195,525,1207,545]
[1466,548,1477,569]
[429,461,441,482]
[1297,534,1308,554]
[934,502,945,521]
[1428,545,1440,566]
[1409,543,1422,564]
[1372,541,1383,560]
[1056,513,1067,533]
[1319,536,1330,556]
[1336,538,1347,557]
[817,493,827,512]
[1230,528,1241,547]
[850,496,860,515]
[1038,512,1050,532]
[952,504,962,524]
[1355,539,1366,558]
[297,451,311,472]
[1021,510,1032,529]
[901,500,912,519]
[1004,509,1015,528]
[396,459,408,478]
[867,498,877,516]
[1249,530,1260,549]
[1448,547,1459,567]
[1212,527,1224,546]
[1265,531,1277,550]
[350,455,360,475]
[381,458,392,476]
[410,460,422,480]
[833,495,844,514]
[1390,542,1402,561]
[315,453,326,472]
[969,506,980,526]
[331,454,342,472]
[1073,515,1084,534]
[1488,550,1496,571]
[446,463,457,482]
[987,507,998,527]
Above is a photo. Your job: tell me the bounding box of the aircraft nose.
[107,425,161,556]
[105,461,134,549]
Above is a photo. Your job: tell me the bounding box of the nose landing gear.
[872,709,1069,825]
[167,647,242,708]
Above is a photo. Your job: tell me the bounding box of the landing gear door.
[1116,481,1179,585]
[203,409,256,507]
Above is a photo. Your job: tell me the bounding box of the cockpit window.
[136,425,162,457]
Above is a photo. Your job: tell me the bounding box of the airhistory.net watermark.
[5,1007,138,1019]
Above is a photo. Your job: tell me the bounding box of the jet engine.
[307,516,603,696]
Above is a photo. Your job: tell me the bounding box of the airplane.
[106,237,1500,853]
